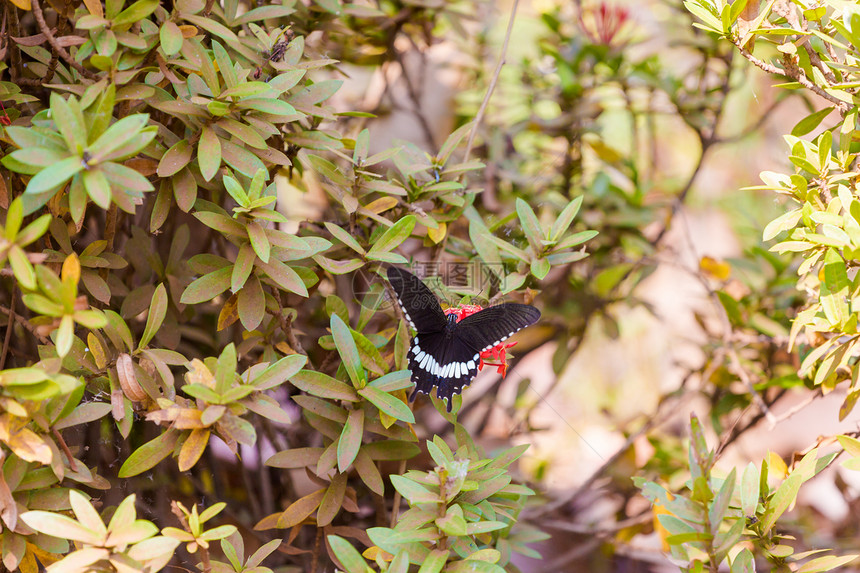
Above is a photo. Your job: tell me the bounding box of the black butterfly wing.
[387,266,447,334]
[388,267,541,412]
[454,303,541,353]
[407,330,481,411]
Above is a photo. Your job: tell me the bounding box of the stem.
[31,0,99,80]
[100,205,118,285]
[52,429,78,471]
[0,304,50,344]
[389,458,407,528]
[0,283,17,370]
[397,43,436,151]
[734,40,850,113]
[7,4,25,81]
[310,526,322,573]
[462,0,520,165]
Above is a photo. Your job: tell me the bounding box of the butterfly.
[387,266,541,412]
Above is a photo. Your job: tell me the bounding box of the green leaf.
[795,555,858,573]
[362,440,420,461]
[237,274,265,331]
[530,257,550,280]
[198,127,222,181]
[87,114,152,164]
[317,472,347,527]
[20,511,103,545]
[55,314,75,357]
[324,222,365,255]
[159,21,183,55]
[118,429,180,477]
[761,472,803,533]
[220,82,274,100]
[327,535,369,573]
[25,156,84,197]
[351,331,388,377]
[763,208,802,241]
[112,0,158,28]
[253,354,307,390]
[417,550,448,573]
[368,370,411,392]
[331,314,364,388]
[516,198,544,251]
[211,40,237,90]
[5,197,24,241]
[550,196,584,240]
[215,118,267,149]
[194,211,247,238]
[157,140,193,177]
[821,248,850,326]
[354,448,383,495]
[138,283,167,350]
[221,139,267,178]
[353,129,369,164]
[215,343,237,395]
[792,107,835,137]
[357,385,414,423]
[9,246,37,291]
[436,506,467,536]
[74,309,107,329]
[366,215,416,256]
[290,370,359,401]
[740,461,760,517]
[82,168,112,210]
[389,475,438,504]
[224,175,249,207]
[181,266,233,304]
[231,243,256,292]
[337,409,364,472]
[266,447,323,468]
[247,221,271,263]
[50,92,86,152]
[437,122,473,164]
[237,98,297,116]
[256,259,308,296]
[16,213,52,247]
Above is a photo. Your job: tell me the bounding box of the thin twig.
[396,42,436,150]
[527,373,694,518]
[6,5,24,81]
[462,0,520,164]
[310,526,322,573]
[0,304,50,344]
[389,458,407,528]
[52,429,78,471]
[734,40,850,113]
[727,346,777,428]
[0,284,17,370]
[100,205,118,285]
[31,0,99,80]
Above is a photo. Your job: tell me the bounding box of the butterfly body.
[387,267,540,411]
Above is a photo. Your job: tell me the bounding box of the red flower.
[444,305,518,377]
[0,101,11,126]
[579,2,630,46]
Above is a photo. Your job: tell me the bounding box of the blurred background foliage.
[3,0,860,570]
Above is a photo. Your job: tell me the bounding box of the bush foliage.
[3,0,860,571]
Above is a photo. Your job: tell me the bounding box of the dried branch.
[6,4,25,81]
[0,284,16,370]
[31,0,99,80]
[462,0,520,164]
[0,304,50,344]
[734,40,850,113]
[397,40,436,150]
